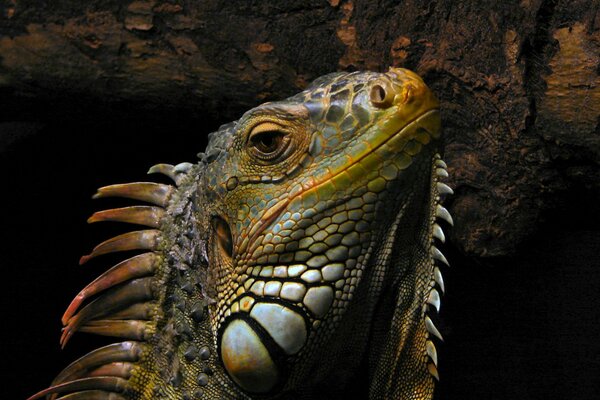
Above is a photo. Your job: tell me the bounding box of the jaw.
[255,149,440,396]
[307,108,441,198]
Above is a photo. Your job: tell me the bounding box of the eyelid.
[249,121,286,138]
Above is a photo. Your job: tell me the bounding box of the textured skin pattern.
[30,68,452,400]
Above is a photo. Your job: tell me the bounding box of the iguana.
[29,67,452,400]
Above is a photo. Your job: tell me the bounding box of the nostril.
[213,216,233,258]
[371,84,385,102]
[370,84,393,108]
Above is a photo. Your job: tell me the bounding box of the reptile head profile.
[30,68,452,400]
[202,68,441,393]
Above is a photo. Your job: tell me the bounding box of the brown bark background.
[1,0,598,257]
[1,1,599,399]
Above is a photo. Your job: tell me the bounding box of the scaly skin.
[30,68,452,400]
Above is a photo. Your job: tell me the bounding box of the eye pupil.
[257,132,277,149]
[251,131,283,154]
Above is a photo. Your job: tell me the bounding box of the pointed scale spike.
[426,340,438,367]
[427,288,441,313]
[434,267,445,294]
[93,182,174,207]
[435,159,448,169]
[435,168,449,178]
[435,204,454,226]
[63,253,159,324]
[79,320,151,341]
[428,363,440,381]
[55,390,127,400]
[79,230,160,265]
[431,246,450,266]
[51,342,143,386]
[436,182,454,195]
[88,206,165,228]
[148,163,176,181]
[432,223,445,243]
[61,278,155,348]
[174,162,193,173]
[26,377,130,400]
[105,302,155,321]
[425,316,444,341]
[87,362,135,379]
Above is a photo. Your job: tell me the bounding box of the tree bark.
[1,0,598,256]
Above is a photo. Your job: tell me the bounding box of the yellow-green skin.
[34,68,450,400]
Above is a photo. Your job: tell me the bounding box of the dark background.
[2,100,599,399]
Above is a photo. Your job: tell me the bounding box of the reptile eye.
[248,122,291,162]
[252,130,283,153]
[212,217,233,258]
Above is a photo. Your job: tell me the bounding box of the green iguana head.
[30,68,451,400]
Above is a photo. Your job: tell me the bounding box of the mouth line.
[241,108,439,257]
